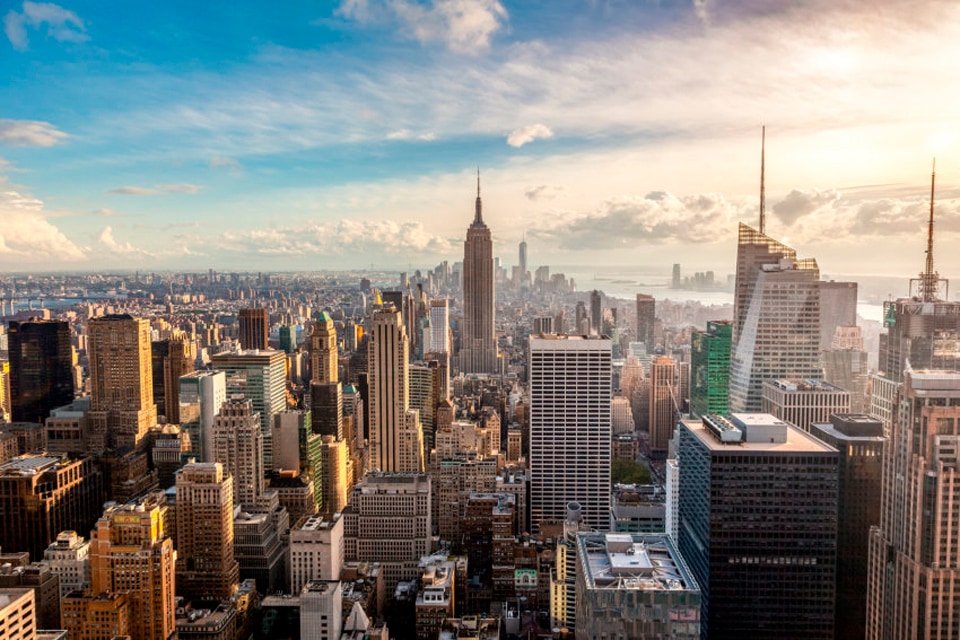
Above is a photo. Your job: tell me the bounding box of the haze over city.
[3,0,960,277]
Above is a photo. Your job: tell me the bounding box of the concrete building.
[415,561,456,640]
[150,336,194,424]
[238,307,269,351]
[320,435,349,517]
[648,356,679,456]
[761,378,850,432]
[0,588,36,640]
[178,370,227,462]
[89,496,177,640]
[42,531,90,599]
[0,455,102,562]
[174,462,239,602]
[459,176,498,374]
[212,398,264,507]
[729,225,823,413]
[677,414,838,639]
[301,580,343,640]
[635,294,655,354]
[609,484,666,533]
[529,334,612,531]
[866,369,960,638]
[86,315,157,452]
[810,414,884,640]
[342,472,432,593]
[61,591,130,640]
[289,514,344,595]
[575,533,700,639]
[233,509,286,595]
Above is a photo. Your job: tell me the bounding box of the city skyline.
[2,1,960,276]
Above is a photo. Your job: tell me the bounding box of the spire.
[759,125,766,235]
[474,167,484,225]
[919,158,940,302]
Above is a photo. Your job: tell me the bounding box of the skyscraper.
[761,378,850,432]
[866,369,960,638]
[8,319,73,424]
[425,299,450,356]
[177,370,227,462]
[590,290,602,336]
[677,414,838,639]
[150,336,194,424]
[174,462,239,602]
[238,307,269,351]
[518,236,528,286]
[367,306,423,472]
[529,334,612,531]
[728,224,822,413]
[635,294,655,352]
[690,320,731,418]
[89,496,176,640]
[310,313,338,384]
[87,315,157,452]
[459,174,498,374]
[648,356,679,456]
[212,398,264,507]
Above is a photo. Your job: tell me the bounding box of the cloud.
[525,184,568,201]
[772,189,840,225]
[220,218,455,258]
[386,129,436,141]
[0,188,86,261]
[536,191,748,249]
[507,124,553,148]
[0,119,68,147]
[92,208,121,216]
[210,155,240,170]
[5,1,88,51]
[108,183,202,196]
[338,0,508,54]
[99,225,153,257]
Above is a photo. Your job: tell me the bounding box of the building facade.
[689,320,731,418]
[238,307,269,351]
[8,320,73,425]
[459,178,498,374]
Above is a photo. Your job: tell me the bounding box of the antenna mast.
[919,159,939,302]
[759,125,766,235]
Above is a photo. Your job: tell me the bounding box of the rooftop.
[684,416,836,453]
[578,533,698,593]
[767,378,846,393]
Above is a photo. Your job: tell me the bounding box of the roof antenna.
[920,158,939,302]
[474,167,483,225]
[759,125,766,235]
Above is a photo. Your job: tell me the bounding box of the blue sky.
[2,0,960,279]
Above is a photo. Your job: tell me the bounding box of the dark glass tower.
[9,319,74,423]
[238,307,269,351]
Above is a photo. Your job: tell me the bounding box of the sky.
[2,0,960,281]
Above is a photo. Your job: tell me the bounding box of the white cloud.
[108,183,202,196]
[0,119,68,147]
[0,188,86,261]
[525,184,568,201]
[210,155,241,170]
[99,225,153,257]
[507,124,554,148]
[5,1,87,51]
[338,0,507,54]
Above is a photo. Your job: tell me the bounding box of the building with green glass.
[690,320,732,418]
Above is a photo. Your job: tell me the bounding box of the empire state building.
[459,174,498,374]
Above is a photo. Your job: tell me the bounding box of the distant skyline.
[3,1,960,279]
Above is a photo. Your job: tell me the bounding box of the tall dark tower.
[590,290,602,336]
[238,307,268,351]
[459,171,498,374]
[9,319,73,423]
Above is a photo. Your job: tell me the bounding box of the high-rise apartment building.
[866,369,960,638]
[819,280,858,349]
[61,591,130,640]
[8,319,73,424]
[87,315,157,452]
[368,307,423,472]
[425,299,450,356]
[690,320,731,418]
[212,398,264,507]
[0,454,102,562]
[761,378,850,432]
[238,307,269,351]
[575,533,701,639]
[635,294,655,353]
[649,356,679,456]
[320,435,349,517]
[89,496,176,640]
[529,334,612,531]
[150,337,194,424]
[810,414,884,640]
[177,370,226,462]
[0,588,36,640]
[677,414,838,639]
[174,462,239,602]
[459,176,498,374]
[342,472,432,593]
[729,225,822,413]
